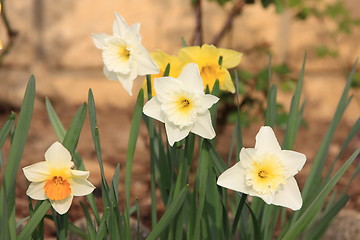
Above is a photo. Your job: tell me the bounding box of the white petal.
[177,63,204,93]
[200,94,219,111]
[135,48,159,76]
[124,24,142,45]
[50,194,74,215]
[71,170,90,178]
[165,120,191,146]
[103,66,119,81]
[129,23,140,36]
[154,77,181,99]
[272,177,302,210]
[191,111,215,139]
[91,33,111,49]
[254,126,281,153]
[45,142,73,168]
[143,97,165,123]
[254,192,274,205]
[113,12,129,36]
[26,182,47,200]
[70,178,95,196]
[116,67,138,96]
[280,150,306,177]
[238,148,257,167]
[23,162,51,182]
[217,163,248,193]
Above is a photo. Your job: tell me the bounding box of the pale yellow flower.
[23,142,95,214]
[143,63,219,146]
[217,126,306,210]
[179,44,242,93]
[92,13,159,95]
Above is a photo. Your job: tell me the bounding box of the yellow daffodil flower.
[143,50,184,96]
[143,63,219,146]
[179,44,242,93]
[92,13,159,96]
[217,126,306,210]
[23,142,95,214]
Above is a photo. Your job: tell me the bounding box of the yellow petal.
[219,48,242,68]
[178,46,203,64]
[221,69,235,93]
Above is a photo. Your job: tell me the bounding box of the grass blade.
[301,59,358,207]
[62,103,87,159]
[280,148,360,240]
[18,201,51,240]
[88,89,109,190]
[146,185,188,240]
[282,54,306,150]
[1,76,35,239]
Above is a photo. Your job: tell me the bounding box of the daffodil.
[217,126,306,210]
[179,44,242,93]
[23,142,95,215]
[143,63,219,146]
[142,50,184,96]
[92,13,159,95]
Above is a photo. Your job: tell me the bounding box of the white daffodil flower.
[217,126,306,211]
[143,63,219,146]
[92,12,159,95]
[23,142,95,215]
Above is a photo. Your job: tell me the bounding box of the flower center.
[258,170,268,179]
[44,175,71,201]
[161,90,200,128]
[245,154,286,195]
[118,46,130,61]
[200,64,225,91]
[178,97,191,112]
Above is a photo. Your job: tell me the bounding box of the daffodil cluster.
[91,13,307,212]
[144,44,242,95]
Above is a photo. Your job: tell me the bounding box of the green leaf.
[300,59,358,207]
[80,201,96,240]
[124,89,144,239]
[96,208,110,240]
[0,112,16,148]
[231,194,247,235]
[282,54,306,150]
[0,76,35,239]
[307,194,349,240]
[193,142,211,239]
[265,85,277,127]
[125,89,144,207]
[280,148,360,240]
[146,186,188,240]
[62,103,87,159]
[18,201,51,240]
[45,97,66,141]
[69,222,89,240]
[245,201,262,240]
[88,89,109,190]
